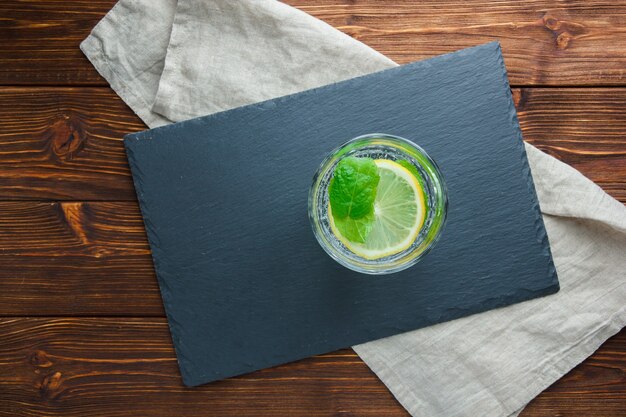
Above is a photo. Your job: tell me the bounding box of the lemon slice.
[330,159,426,260]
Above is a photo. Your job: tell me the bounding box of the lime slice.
[329,159,426,260]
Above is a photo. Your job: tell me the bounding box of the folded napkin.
[81,1,626,416]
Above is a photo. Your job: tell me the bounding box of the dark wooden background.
[0,1,625,415]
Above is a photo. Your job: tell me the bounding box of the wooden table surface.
[0,1,625,415]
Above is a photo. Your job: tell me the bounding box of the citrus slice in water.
[329,159,426,260]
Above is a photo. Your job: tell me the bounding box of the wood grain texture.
[514,88,626,203]
[0,201,161,316]
[1,87,624,201]
[0,88,141,200]
[0,318,410,417]
[288,0,626,86]
[0,0,113,85]
[2,0,626,86]
[0,318,623,417]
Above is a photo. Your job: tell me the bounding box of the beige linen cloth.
[81,1,626,416]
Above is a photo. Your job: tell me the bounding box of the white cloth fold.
[81,1,626,416]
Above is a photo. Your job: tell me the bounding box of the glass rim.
[308,133,448,275]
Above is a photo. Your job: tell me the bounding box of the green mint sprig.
[328,156,379,243]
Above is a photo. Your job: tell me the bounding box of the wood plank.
[514,88,626,201]
[0,318,410,417]
[0,201,162,316]
[1,87,624,201]
[0,0,114,85]
[0,318,623,417]
[2,0,626,86]
[289,0,626,86]
[0,87,142,200]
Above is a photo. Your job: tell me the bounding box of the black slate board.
[125,42,559,387]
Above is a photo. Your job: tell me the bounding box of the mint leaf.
[397,159,429,218]
[333,211,375,243]
[329,157,379,219]
[329,157,380,244]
